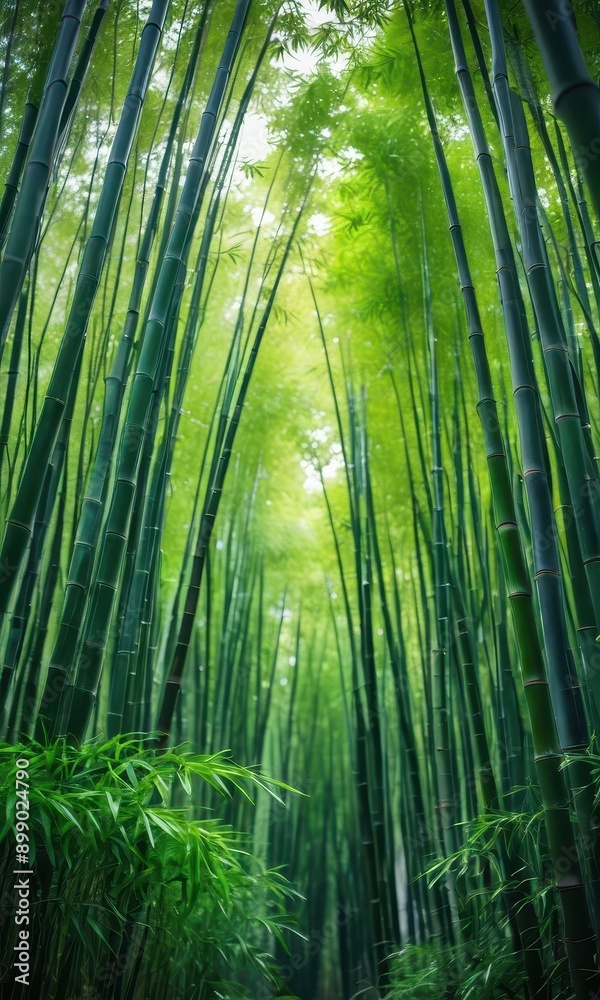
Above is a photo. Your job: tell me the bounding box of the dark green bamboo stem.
[442,0,600,991]
[0,0,169,632]
[485,0,600,640]
[0,0,88,359]
[0,284,28,494]
[55,0,110,164]
[61,0,253,741]
[37,0,208,735]
[522,0,600,220]
[0,32,52,251]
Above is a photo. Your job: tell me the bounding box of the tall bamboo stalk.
[0,0,169,632]
[0,0,88,359]
[60,0,253,742]
[522,0,600,220]
[441,0,600,991]
[37,0,210,736]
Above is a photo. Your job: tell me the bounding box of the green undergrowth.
[388,938,526,999]
[0,736,299,999]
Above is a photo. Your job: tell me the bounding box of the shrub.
[0,737,297,999]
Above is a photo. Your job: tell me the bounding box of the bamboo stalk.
[0,0,88,359]
[61,0,253,741]
[522,0,600,220]
[0,0,170,629]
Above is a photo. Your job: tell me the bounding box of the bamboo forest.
[2,0,600,997]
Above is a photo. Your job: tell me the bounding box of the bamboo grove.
[0,0,600,998]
